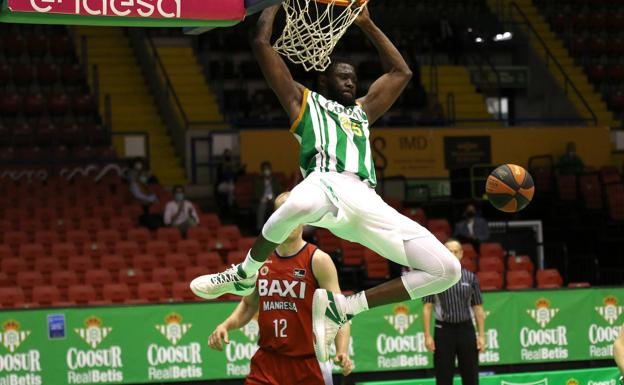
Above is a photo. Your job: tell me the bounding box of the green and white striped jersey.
[290,88,377,187]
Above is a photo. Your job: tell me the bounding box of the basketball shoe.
[190,265,257,299]
[312,289,352,361]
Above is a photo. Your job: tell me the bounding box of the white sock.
[344,291,369,317]
[240,250,263,277]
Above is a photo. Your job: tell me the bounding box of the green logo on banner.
[520,298,568,361]
[67,316,123,384]
[0,319,42,385]
[588,296,623,358]
[376,304,428,370]
[147,313,203,381]
[225,318,259,377]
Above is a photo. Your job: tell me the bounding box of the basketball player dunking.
[193,5,461,362]
[208,192,353,385]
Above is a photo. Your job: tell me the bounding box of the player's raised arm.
[250,5,305,122]
[208,290,259,351]
[312,250,354,376]
[355,6,412,125]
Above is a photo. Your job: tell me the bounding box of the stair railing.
[503,1,598,125]
[127,28,188,166]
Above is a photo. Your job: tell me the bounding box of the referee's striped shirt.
[422,269,483,323]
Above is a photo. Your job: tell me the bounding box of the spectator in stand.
[164,185,200,237]
[557,141,585,175]
[127,157,160,184]
[129,170,161,230]
[453,203,489,251]
[216,149,245,214]
[253,161,283,232]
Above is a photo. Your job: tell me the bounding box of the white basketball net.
[273,0,366,72]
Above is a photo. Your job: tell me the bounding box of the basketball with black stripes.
[486,164,535,212]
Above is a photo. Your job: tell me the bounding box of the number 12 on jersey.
[273,319,287,338]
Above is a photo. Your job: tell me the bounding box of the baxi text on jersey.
[27,0,181,18]
[258,279,307,299]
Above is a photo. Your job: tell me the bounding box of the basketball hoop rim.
[314,0,365,7]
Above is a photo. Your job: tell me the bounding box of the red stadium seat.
[177,239,202,257]
[146,240,169,258]
[0,244,13,260]
[432,230,449,243]
[401,207,427,226]
[556,174,577,202]
[115,241,140,261]
[34,257,61,273]
[237,237,256,252]
[171,281,197,302]
[568,282,591,288]
[340,240,366,266]
[34,230,60,253]
[315,228,342,254]
[184,266,209,282]
[0,257,27,276]
[199,213,221,231]
[102,283,130,304]
[81,218,105,237]
[187,227,212,245]
[606,184,624,221]
[0,287,25,308]
[96,229,121,249]
[460,257,477,273]
[32,285,61,307]
[461,243,478,260]
[476,271,503,291]
[4,231,28,254]
[600,166,622,185]
[68,285,97,305]
[137,282,167,303]
[156,227,181,249]
[427,219,452,240]
[479,257,504,274]
[507,255,534,274]
[117,268,146,289]
[536,269,563,289]
[217,225,242,245]
[51,242,78,260]
[480,243,505,261]
[100,254,126,272]
[50,270,79,295]
[152,267,178,289]
[0,272,12,286]
[67,256,95,274]
[128,228,151,251]
[132,254,160,273]
[19,243,46,261]
[506,270,534,290]
[226,250,246,266]
[578,173,602,210]
[85,269,113,289]
[16,271,46,291]
[363,249,389,280]
[109,217,134,236]
[164,253,191,273]
[207,238,233,252]
[195,252,224,271]
[66,230,90,249]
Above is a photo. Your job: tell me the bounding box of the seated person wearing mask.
[164,185,200,237]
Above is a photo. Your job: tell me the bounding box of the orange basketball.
[486,164,535,213]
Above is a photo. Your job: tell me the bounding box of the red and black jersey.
[256,243,318,357]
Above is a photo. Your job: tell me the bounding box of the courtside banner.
[356,367,621,385]
[0,288,621,383]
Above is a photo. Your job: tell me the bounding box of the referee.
[422,239,486,385]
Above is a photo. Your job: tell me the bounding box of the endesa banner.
[1,0,243,27]
[0,288,622,383]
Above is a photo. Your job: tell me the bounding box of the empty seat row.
[477,269,564,291]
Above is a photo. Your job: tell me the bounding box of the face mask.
[263,169,271,177]
[139,176,148,183]
[175,193,184,202]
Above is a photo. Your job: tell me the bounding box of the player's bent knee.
[445,256,462,286]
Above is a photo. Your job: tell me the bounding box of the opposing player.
[192,4,461,362]
[208,192,353,385]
